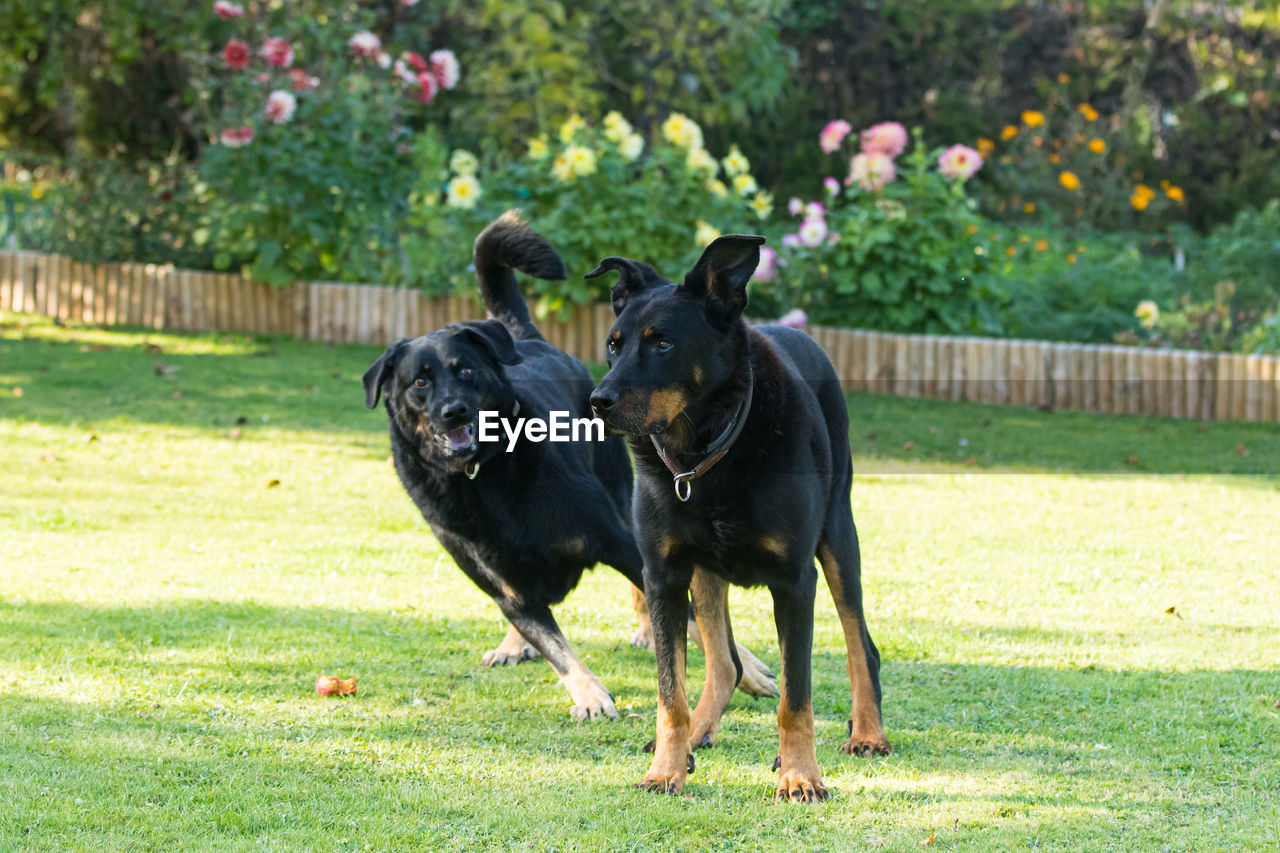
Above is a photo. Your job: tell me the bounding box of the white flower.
[430,49,460,89]
[446,175,481,209]
[695,220,721,247]
[450,149,479,176]
[348,31,382,57]
[264,90,297,124]
[798,218,828,247]
[619,133,644,161]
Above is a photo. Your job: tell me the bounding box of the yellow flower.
[705,179,728,198]
[1160,179,1171,190]
[661,112,703,150]
[1021,110,1045,127]
[686,146,718,178]
[1134,183,1155,200]
[1058,171,1080,190]
[1001,125,1018,141]
[1067,253,1077,264]
[732,173,758,196]
[31,186,45,200]
[1019,235,1031,242]
[526,135,549,161]
[1006,246,1017,257]
[1035,240,1049,251]
[559,113,587,143]
[1057,72,1071,84]
[1130,193,1150,211]
[694,220,721,247]
[565,144,597,178]
[1024,202,1036,213]
[750,190,773,220]
[1078,103,1099,121]
[449,149,479,176]
[721,145,750,177]
[445,174,482,209]
[603,111,631,142]
[1166,185,1184,202]
[1088,138,1106,154]
[976,137,995,157]
[1135,300,1160,330]
[550,152,573,183]
[619,133,644,162]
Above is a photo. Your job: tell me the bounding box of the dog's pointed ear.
[363,338,411,409]
[585,256,649,316]
[681,235,766,321]
[454,319,522,366]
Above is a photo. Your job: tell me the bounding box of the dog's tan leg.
[638,584,692,793]
[775,694,828,802]
[481,624,540,666]
[818,544,892,756]
[687,568,739,750]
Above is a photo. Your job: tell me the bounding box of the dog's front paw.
[630,623,654,650]
[564,674,618,721]
[840,719,892,756]
[734,643,779,698]
[774,763,829,804]
[636,752,693,795]
[481,628,540,666]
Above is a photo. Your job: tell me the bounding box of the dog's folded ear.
[681,235,766,322]
[363,338,411,409]
[453,319,522,366]
[585,256,653,316]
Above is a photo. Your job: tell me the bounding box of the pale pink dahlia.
[937,144,984,180]
[787,197,804,217]
[261,37,294,68]
[860,121,908,158]
[849,151,896,191]
[288,69,318,91]
[415,71,438,104]
[798,218,829,247]
[213,1,244,19]
[824,176,840,196]
[219,126,255,147]
[820,119,852,154]
[777,309,807,328]
[264,90,297,123]
[430,49,460,90]
[753,247,778,282]
[348,31,382,57]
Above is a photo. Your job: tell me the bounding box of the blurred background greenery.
[1,0,1277,351]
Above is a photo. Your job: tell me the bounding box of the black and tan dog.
[362,212,775,722]
[586,235,892,799]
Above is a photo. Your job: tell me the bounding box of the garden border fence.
[2,249,1277,423]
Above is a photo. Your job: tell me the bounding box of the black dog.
[587,235,892,799]
[363,212,775,721]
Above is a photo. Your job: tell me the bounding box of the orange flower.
[1024,202,1036,213]
[1035,240,1049,251]
[1059,171,1080,190]
[1078,103,1099,121]
[977,137,995,157]
[1130,194,1149,211]
[1021,110,1046,127]
[1006,246,1017,257]
[1001,125,1018,141]
[1160,179,1171,190]
[1067,253,1077,264]
[1134,183,1155,200]
[1049,153,1061,164]
[966,224,979,235]
[1057,72,1071,84]
[1032,135,1043,147]
[1166,185,1184,202]
[1088,138,1106,153]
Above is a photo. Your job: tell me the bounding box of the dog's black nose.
[589,389,617,414]
[441,399,470,421]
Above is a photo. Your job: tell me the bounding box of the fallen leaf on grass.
[1165,606,1182,619]
[1234,444,1249,456]
[1123,454,1139,465]
[152,363,180,376]
[145,343,163,354]
[922,832,936,845]
[229,428,242,439]
[266,478,281,489]
[316,674,356,696]
[962,456,977,466]
[12,387,22,398]
[902,441,915,450]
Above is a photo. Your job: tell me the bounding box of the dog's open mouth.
[434,420,478,456]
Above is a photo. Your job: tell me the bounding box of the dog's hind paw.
[481,626,541,667]
[565,673,619,721]
[734,642,779,698]
[630,624,654,650]
[840,720,892,756]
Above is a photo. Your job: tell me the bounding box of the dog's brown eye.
[655,339,673,353]
[607,339,620,355]
[459,367,474,380]
[413,377,428,388]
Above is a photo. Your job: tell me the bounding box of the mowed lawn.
[2,312,1278,852]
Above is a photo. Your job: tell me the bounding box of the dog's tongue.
[445,423,474,450]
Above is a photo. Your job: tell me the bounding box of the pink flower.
[798,218,829,247]
[254,72,270,84]
[781,233,801,248]
[219,126,255,147]
[824,177,840,197]
[261,37,294,68]
[787,197,804,217]
[430,49,460,90]
[400,0,420,5]
[264,90,297,123]
[860,121,908,158]
[938,144,984,180]
[827,232,840,245]
[402,51,428,73]
[223,39,250,69]
[753,246,778,282]
[804,201,825,220]
[213,1,244,19]
[777,308,807,328]
[849,151,896,191]
[349,31,381,57]
[820,119,852,154]
[415,71,439,104]
[288,69,318,91]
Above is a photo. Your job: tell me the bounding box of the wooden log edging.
[1,249,1278,424]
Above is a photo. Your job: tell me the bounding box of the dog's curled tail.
[473,210,566,340]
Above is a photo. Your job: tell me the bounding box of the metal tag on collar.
[673,471,695,502]
[464,461,480,480]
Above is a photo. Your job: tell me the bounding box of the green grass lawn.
[2,311,1278,852]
